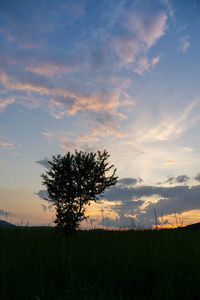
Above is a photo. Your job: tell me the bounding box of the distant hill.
[0,220,16,228]
[184,222,200,230]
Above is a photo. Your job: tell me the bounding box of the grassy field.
[0,228,200,300]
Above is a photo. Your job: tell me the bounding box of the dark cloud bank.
[36,172,200,228]
[102,175,200,228]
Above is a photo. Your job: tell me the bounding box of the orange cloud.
[163,160,177,164]
[0,141,14,150]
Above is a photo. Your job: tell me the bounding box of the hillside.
[0,220,16,228]
[184,222,200,229]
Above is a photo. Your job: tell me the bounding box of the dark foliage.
[41,150,118,232]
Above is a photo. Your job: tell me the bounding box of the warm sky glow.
[0,0,200,228]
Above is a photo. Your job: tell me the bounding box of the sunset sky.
[0,0,200,228]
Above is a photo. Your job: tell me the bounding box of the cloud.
[176,175,190,183]
[163,160,176,164]
[0,96,15,112]
[142,185,200,217]
[0,36,88,78]
[0,64,132,118]
[165,177,174,185]
[133,55,161,75]
[138,99,200,142]
[0,0,85,49]
[100,215,138,229]
[125,4,167,48]
[104,183,193,202]
[165,175,190,185]
[0,209,12,216]
[36,174,200,228]
[11,152,21,156]
[101,177,200,227]
[0,141,14,150]
[0,130,16,150]
[81,112,127,141]
[110,2,168,71]
[105,177,195,203]
[36,158,51,169]
[42,131,78,151]
[41,204,53,213]
[0,0,170,133]
[41,204,47,212]
[194,173,200,182]
[178,36,190,52]
[161,0,175,20]
[85,0,169,74]
[35,190,49,200]
[118,177,143,187]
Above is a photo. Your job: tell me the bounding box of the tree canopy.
[41,150,118,232]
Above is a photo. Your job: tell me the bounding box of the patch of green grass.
[0,228,200,299]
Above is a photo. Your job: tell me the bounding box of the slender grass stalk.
[154,208,158,230]
[174,211,178,227]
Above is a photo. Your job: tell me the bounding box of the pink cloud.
[0,141,14,150]
[110,2,168,72]
[127,11,167,48]
[0,96,15,111]
[42,131,78,151]
[80,112,127,141]
[133,55,161,75]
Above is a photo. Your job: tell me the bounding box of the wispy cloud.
[0,66,132,119]
[0,141,13,149]
[133,55,161,75]
[41,204,53,213]
[0,96,15,112]
[0,161,8,171]
[137,99,200,142]
[80,112,127,141]
[163,160,176,164]
[42,131,78,151]
[178,35,190,52]
[0,129,16,150]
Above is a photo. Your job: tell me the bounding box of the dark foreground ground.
[0,228,200,300]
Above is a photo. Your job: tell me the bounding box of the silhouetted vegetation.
[41,150,117,233]
[1,228,200,299]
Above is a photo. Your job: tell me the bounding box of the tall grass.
[0,228,200,299]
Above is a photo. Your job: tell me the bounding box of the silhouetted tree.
[41,150,118,232]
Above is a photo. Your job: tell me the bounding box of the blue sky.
[0,0,200,228]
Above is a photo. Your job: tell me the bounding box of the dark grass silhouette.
[1,227,200,299]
